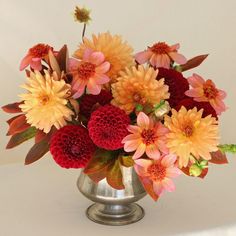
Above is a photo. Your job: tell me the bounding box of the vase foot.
[86,203,145,226]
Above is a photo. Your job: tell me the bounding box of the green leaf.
[84,149,114,175]
[6,127,37,149]
[25,139,49,165]
[106,159,125,190]
[119,155,134,167]
[218,144,236,154]
[179,54,209,72]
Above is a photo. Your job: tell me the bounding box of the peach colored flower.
[185,73,227,115]
[134,154,181,196]
[135,42,187,69]
[164,107,220,168]
[70,49,110,98]
[20,43,53,71]
[122,112,169,160]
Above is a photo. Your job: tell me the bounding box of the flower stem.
[82,23,87,40]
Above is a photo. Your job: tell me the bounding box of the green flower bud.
[189,164,202,177]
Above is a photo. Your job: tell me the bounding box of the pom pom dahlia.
[164,107,220,168]
[111,65,170,114]
[74,32,134,81]
[122,112,169,160]
[70,49,110,98]
[175,98,217,119]
[80,89,113,118]
[88,105,130,150]
[134,154,181,197]
[19,70,73,133]
[50,125,96,168]
[156,68,189,108]
[135,42,187,69]
[20,43,53,71]
[185,73,227,115]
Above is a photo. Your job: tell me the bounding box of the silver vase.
[77,166,147,226]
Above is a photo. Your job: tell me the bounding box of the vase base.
[86,203,145,226]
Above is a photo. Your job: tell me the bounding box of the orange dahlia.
[164,107,219,168]
[111,65,170,114]
[74,32,134,80]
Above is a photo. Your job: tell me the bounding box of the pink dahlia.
[185,73,227,115]
[122,112,169,160]
[20,43,53,71]
[80,89,113,118]
[135,42,187,69]
[70,49,110,98]
[88,105,130,150]
[50,125,96,169]
[156,68,189,108]
[175,98,217,119]
[134,154,181,197]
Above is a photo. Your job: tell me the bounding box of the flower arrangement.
[2,6,236,201]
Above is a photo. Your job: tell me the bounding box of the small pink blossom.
[134,154,181,197]
[185,73,227,115]
[135,42,187,69]
[20,43,53,71]
[70,49,110,98]
[122,112,169,160]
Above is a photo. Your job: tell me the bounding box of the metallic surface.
[77,166,147,226]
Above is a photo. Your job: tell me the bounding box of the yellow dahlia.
[111,65,170,114]
[19,70,74,133]
[74,32,134,80]
[164,107,220,168]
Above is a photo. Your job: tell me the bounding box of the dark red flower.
[156,68,189,108]
[175,98,218,118]
[80,89,113,118]
[50,125,96,169]
[88,105,130,150]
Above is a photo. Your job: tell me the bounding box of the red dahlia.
[80,89,113,118]
[50,125,96,169]
[156,68,189,108]
[88,105,130,150]
[175,98,218,118]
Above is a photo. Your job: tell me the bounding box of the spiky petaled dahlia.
[156,68,189,108]
[20,43,53,71]
[111,65,170,114]
[80,90,113,118]
[88,105,130,150]
[50,125,96,168]
[19,70,74,133]
[164,107,220,168]
[175,98,217,119]
[74,32,134,81]
[73,5,91,23]
[135,42,187,69]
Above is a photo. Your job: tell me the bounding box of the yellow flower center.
[147,163,166,181]
[141,129,156,145]
[133,93,146,105]
[182,122,194,137]
[150,42,171,54]
[29,44,51,58]
[78,62,96,80]
[38,94,50,105]
[203,80,218,99]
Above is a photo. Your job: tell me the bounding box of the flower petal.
[87,79,101,95]
[162,178,176,192]
[95,61,110,74]
[135,50,152,64]
[137,112,150,129]
[132,143,146,159]
[90,51,105,65]
[168,52,187,65]
[135,159,152,171]
[19,54,32,71]
[124,140,140,152]
[153,182,164,196]
[146,145,160,160]
[161,154,177,167]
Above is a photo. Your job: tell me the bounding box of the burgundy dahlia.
[88,105,130,150]
[50,125,96,168]
[80,90,113,118]
[175,98,218,118]
[156,68,189,108]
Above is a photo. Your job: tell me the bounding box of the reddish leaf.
[35,130,47,143]
[6,127,37,149]
[138,176,159,201]
[119,155,134,167]
[209,150,228,164]
[56,45,68,73]
[199,168,208,179]
[84,149,114,175]
[181,54,209,72]
[106,159,125,190]
[87,170,107,184]
[7,115,22,125]
[25,69,31,77]
[7,115,30,136]
[25,139,49,165]
[2,102,23,113]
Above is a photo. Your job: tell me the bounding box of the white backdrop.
[0,0,236,235]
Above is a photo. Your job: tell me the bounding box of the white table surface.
[1,154,236,236]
